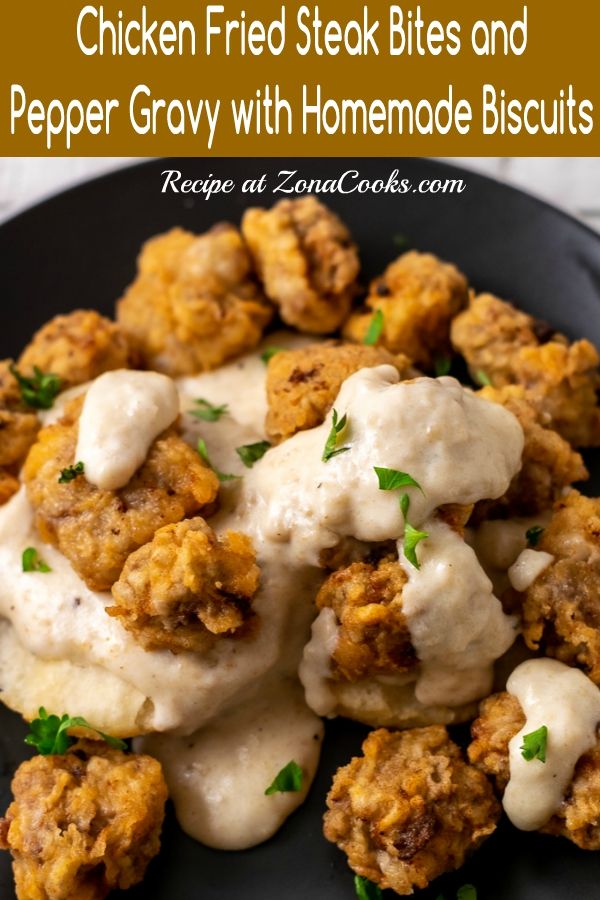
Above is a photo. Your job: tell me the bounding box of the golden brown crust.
[469,691,600,849]
[0,740,167,900]
[519,491,600,683]
[316,557,416,682]
[117,225,273,375]
[0,468,20,507]
[23,396,219,591]
[242,197,360,333]
[0,360,40,469]
[324,726,500,895]
[343,251,469,369]
[18,310,133,389]
[109,517,260,653]
[265,341,412,442]
[474,385,587,519]
[451,293,600,447]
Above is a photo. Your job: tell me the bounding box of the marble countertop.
[1,157,598,232]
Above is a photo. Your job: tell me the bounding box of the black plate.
[1,158,600,900]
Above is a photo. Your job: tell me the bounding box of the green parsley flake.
[190,399,229,422]
[354,874,383,900]
[25,707,127,756]
[264,760,303,795]
[521,724,548,763]
[374,467,423,493]
[197,439,239,483]
[22,547,51,573]
[475,370,492,386]
[456,885,477,900]
[400,493,429,570]
[526,524,545,548]
[434,356,452,377]
[58,461,85,484]
[322,409,350,462]
[261,346,284,365]
[363,309,384,346]
[236,441,271,468]
[10,364,62,410]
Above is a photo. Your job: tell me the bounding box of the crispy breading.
[518,491,600,683]
[324,726,499,895]
[18,310,133,388]
[316,557,416,682]
[0,360,40,468]
[0,468,20,506]
[109,517,260,653]
[474,385,587,519]
[343,251,469,369]
[117,225,273,375]
[469,692,600,849]
[265,342,413,442]
[242,197,360,333]
[0,740,167,900]
[451,293,600,446]
[23,396,219,591]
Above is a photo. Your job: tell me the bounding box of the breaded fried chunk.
[475,385,587,518]
[23,396,219,591]
[519,491,600,683]
[0,740,167,900]
[242,197,360,333]
[109,517,260,653]
[469,692,600,849]
[324,726,499,895]
[0,468,20,506]
[343,251,469,369]
[0,360,40,469]
[265,342,413,442]
[316,557,417,683]
[117,225,273,375]
[451,293,600,446]
[18,310,133,388]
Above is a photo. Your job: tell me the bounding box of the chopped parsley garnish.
[475,370,492,387]
[197,439,239,483]
[363,309,384,346]
[457,886,477,900]
[236,441,271,468]
[322,409,350,462]
[434,355,452,377]
[526,524,545,548]
[521,724,548,763]
[22,547,51,573]
[354,875,383,900]
[9,364,62,410]
[189,398,229,422]
[374,467,423,493]
[58,461,85,484]
[25,707,127,755]
[264,760,303,795]
[400,493,429,570]
[261,346,284,364]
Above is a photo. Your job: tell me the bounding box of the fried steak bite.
[18,310,133,389]
[117,225,273,375]
[343,251,469,369]
[451,293,600,446]
[0,360,40,468]
[265,342,413,443]
[474,385,587,519]
[23,396,219,591]
[241,197,360,333]
[517,491,600,683]
[0,740,167,900]
[109,517,260,653]
[324,726,500,895]
[469,692,600,849]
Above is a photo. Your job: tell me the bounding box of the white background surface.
[0,157,599,232]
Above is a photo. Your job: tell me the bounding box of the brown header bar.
[1,0,599,155]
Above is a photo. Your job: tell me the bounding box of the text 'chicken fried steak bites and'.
[1,194,600,899]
